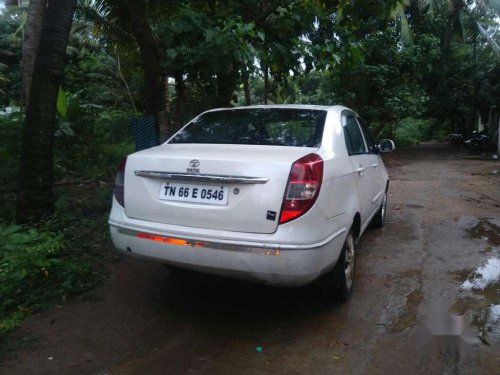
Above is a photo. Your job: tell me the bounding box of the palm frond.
[76,0,135,51]
[391,2,413,44]
[475,20,500,58]
[416,0,438,13]
[457,10,466,43]
[0,69,9,83]
[476,0,500,14]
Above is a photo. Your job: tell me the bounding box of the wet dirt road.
[2,143,500,375]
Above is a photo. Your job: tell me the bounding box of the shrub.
[395,117,434,147]
[0,224,92,334]
[0,113,22,182]
[54,108,134,180]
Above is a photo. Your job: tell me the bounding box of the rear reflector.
[136,232,207,247]
[117,227,281,255]
[279,153,323,224]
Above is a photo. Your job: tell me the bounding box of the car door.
[341,112,373,226]
[356,116,385,216]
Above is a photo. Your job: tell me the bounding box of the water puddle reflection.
[462,258,500,290]
[465,219,500,246]
[453,257,500,346]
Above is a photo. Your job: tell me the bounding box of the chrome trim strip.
[327,212,347,221]
[372,190,384,203]
[134,171,269,184]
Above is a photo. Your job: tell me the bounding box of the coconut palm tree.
[16,0,77,222]
[22,0,46,107]
[387,1,500,56]
[80,0,168,137]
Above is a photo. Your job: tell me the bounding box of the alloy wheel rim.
[344,235,355,289]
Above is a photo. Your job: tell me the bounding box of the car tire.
[319,229,356,302]
[371,192,387,229]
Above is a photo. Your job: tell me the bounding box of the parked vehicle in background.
[109,105,395,301]
[465,130,495,154]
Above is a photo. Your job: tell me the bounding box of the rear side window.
[343,115,367,155]
[170,108,327,147]
[356,117,376,153]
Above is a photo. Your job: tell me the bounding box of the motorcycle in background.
[464,131,495,154]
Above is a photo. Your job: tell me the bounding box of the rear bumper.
[108,193,348,286]
[109,223,345,287]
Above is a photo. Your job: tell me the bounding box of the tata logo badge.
[187,159,200,174]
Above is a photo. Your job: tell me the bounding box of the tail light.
[114,156,127,207]
[279,153,323,224]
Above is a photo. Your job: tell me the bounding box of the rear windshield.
[170,108,326,147]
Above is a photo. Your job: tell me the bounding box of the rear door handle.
[371,163,379,168]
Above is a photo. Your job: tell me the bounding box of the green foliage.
[160,7,259,73]
[0,109,118,333]
[0,113,22,215]
[0,224,92,334]
[394,117,435,147]
[64,49,141,111]
[0,110,117,331]
[0,8,22,106]
[54,108,134,179]
[56,87,69,119]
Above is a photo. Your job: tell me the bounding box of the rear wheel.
[320,230,356,302]
[371,192,387,228]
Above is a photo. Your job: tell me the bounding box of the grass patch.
[0,224,71,333]
[0,184,116,368]
[0,184,115,335]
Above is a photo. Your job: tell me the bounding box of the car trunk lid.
[124,144,316,234]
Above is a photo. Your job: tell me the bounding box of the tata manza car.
[109,105,395,301]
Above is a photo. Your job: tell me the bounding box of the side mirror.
[379,139,395,153]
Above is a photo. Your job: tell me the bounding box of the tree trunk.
[497,117,500,156]
[243,74,251,106]
[158,74,170,141]
[22,0,47,107]
[215,70,235,107]
[442,0,465,51]
[263,65,269,105]
[173,71,186,130]
[442,18,454,51]
[16,0,77,223]
[392,120,398,140]
[125,0,166,136]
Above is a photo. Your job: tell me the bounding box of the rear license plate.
[158,182,229,205]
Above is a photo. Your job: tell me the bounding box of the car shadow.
[155,267,342,326]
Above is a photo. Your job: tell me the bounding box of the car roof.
[204,104,350,113]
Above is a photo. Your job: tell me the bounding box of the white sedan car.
[109,105,394,301]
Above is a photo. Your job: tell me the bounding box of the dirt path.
[2,143,500,375]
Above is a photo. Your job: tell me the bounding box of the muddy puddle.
[466,219,500,246]
[451,256,500,346]
[388,289,424,333]
[377,270,424,334]
[433,218,500,347]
